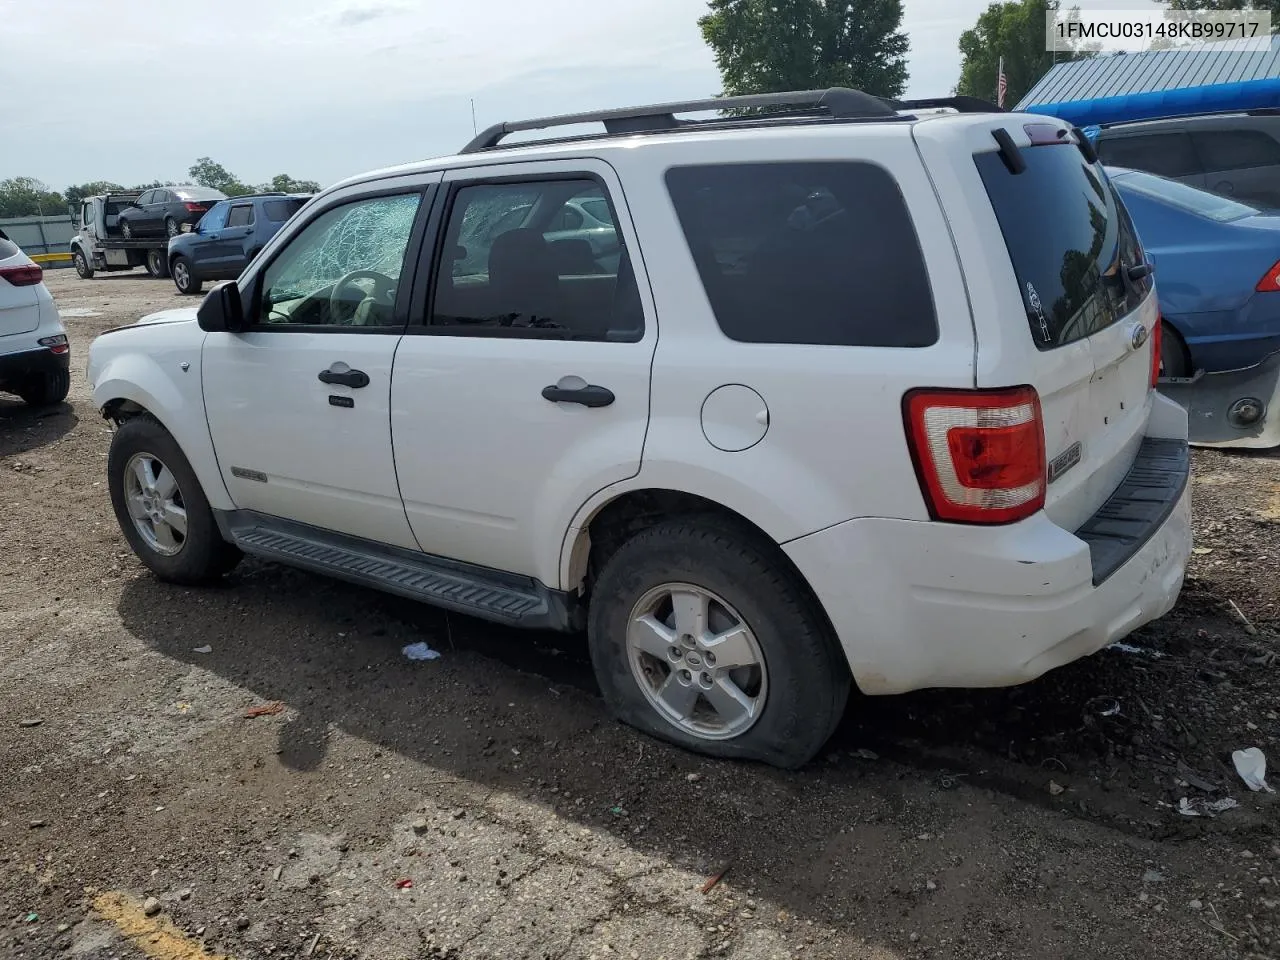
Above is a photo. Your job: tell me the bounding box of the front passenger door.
[202,179,439,548]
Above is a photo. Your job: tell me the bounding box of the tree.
[957,0,1095,109]
[65,181,126,205]
[1153,0,1280,24]
[0,177,67,218]
[187,157,253,197]
[699,0,909,102]
[263,173,322,194]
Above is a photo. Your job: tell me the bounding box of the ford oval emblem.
[1129,323,1149,351]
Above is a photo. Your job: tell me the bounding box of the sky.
[0,0,1160,192]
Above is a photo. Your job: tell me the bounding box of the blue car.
[166,193,310,295]
[1106,166,1280,376]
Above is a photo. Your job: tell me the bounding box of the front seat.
[487,228,562,326]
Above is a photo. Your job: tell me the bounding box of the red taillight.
[1150,319,1163,388]
[904,386,1046,525]
[0,263,43,287]
[1257,259,1280,292]
[184,202,207,212]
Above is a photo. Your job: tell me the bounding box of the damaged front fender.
[1158,349,1280,449]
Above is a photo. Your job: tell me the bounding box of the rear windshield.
[263,198,307,222]
[665,161,938,347]
[1110,168,1258,222]
[976,144,1151,350]
[174,186,226,201]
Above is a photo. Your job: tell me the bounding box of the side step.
[215,511,578,631]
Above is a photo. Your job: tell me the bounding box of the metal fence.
[0,214,75,265]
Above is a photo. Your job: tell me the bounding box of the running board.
[214,511,579,631]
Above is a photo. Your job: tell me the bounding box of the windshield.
[1108,168,1258,222]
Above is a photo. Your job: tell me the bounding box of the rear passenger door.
[390,159,657,583]
[214,201,256,276]
[1191,128,1280,208]
[1095,132,1206,189]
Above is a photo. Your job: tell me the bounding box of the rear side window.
[1095,132,1201,179]
[665,162,938,347]
[977,144,1151,350]
[1192,129,1280,172]
[0,237,19,259]
[264,199,306,222]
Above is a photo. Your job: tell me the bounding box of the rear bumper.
[0,346,70,385]
[786,438,1192,695]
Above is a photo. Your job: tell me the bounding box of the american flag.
[997,56,1007,108]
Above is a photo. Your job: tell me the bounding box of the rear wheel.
[73,248,93,279]
[145,248,169,279]
[165,217,180,238]
[587,518,850,768]
[18,367,70,407]
[107,416,241,583]
[172,256,202,295]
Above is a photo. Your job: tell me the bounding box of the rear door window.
[1095,132,1201,178]
[976,144,1151,350]
[227,204,255,228]
[664,161,937,347]
[1191,129,1280,172]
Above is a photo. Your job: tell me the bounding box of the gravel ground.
[1,268,1278,960]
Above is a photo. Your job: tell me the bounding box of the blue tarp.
[1025,76,1280,127]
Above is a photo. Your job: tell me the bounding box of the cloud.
[334,3,401,27]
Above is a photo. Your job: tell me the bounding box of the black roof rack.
[461,87,904,153]
[887,95,1004,114]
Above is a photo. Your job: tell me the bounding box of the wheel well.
[572,488,830,619]
[101,398,150,424]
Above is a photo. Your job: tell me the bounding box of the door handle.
[541,383,614,407]
[318,368,370,388]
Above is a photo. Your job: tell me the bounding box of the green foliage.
[699,0,909,101]
[956,0,1095,107]
[264,174,322,194]
[1154,0,1280,19]
[188,157,253,197]
[0,177,67,218]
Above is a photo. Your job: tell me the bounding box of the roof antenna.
[470,98,477,136]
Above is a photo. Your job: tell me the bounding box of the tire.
[171,256,202,295]
[165,217,179,238]
[120,219,133,240]
[18,367,70,407]
[1160,320,1190,379]
[587,517,850,769]
[73,248,94,279]
[107,416,242,584]
[145,248,169,279]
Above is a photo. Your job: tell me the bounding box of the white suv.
[88,89,1193,768]
[0,231,70,407]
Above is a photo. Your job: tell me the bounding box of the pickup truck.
[70,193,171,280]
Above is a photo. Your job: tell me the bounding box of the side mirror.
[197,281,247,333]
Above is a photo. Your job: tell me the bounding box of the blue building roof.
[1019,42,1280,108]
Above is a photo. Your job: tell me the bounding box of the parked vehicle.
[1107,166,1280,376]
[88,89,1191,768]
[118,186,226,240]
[167,194,311,295]
[71,193,172,279]
[0,234,69,406]
[1093,110,1280,209]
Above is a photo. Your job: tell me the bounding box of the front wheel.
[588,518,850,769]
[120,220,134,240]
[107,416,241,583]
[73,248,94,279]
[18,367,70,407]
[171,256,202,295]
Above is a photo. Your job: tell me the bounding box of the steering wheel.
[329,270,396,325]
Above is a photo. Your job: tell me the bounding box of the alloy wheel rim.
[625,582,768,741]
[174,263,188,288]
[122,452,188,556]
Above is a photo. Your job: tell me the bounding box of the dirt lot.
[2,268,1279,960]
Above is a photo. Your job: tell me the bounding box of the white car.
[0,232,70,406]
[88,89,1193,768]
